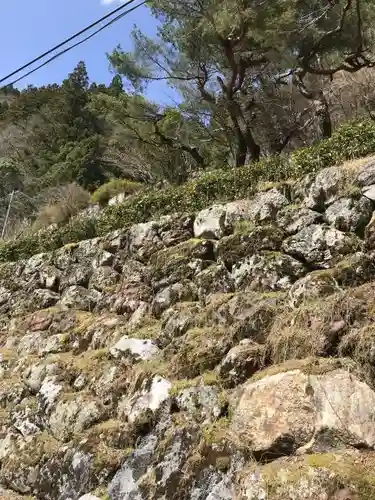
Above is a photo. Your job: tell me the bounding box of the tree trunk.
[228,102,260,167]
[313,91,332,139]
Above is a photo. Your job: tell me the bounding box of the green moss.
[169,370,220,396]
[131,322,161,340]
[250,356,357,382]
[233,220,256,235]
[201,417,230,446]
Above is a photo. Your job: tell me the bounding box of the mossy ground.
[241,452,375,499]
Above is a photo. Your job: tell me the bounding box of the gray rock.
[232,252,306,292]
[194,204,227,239]
[0,286,11,307]
[357,158,375,186]
[11,405,41,437]
[303,166,345,210]
[195,263,235,302]
[118,376,172,423]
[216,225,285,268]
[175,385,222,422]
[211,292,280,343]
[194,191,288,240]
[110,336,160,361]
[102,229,128,253]
[38,448,94,500]
[92,249,114,268]
[325,196,373,233]
[217,339,264,387]
[153,428,194,496]
[223,190,288,235]
[240,452,369,500]
[38,376,63,414]
[191,474,234,500]
[363,183,375,201]
[28,289,60,311]
[88,266,120,292]
[60,285,102,311]
[151,281,198,317]
[228,188,289,227]
[49,397,104,442]
[282,224,362,268]
[276,206,323,235]
[126,220,161,261]
[160,302,200,348]
[288,271,341,308]
[108,433,158,500]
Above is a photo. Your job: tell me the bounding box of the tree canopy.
[1,2,375,232]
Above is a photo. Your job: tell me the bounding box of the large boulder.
[225,189,289,231]
[216,225,285,268]
[194,204,227,239]
[231,363,375,459]
[303,166,345,211]
[276,206,323,235]
[194,190,288,239]
[60,286,102,311]
[325,196,373,233]
[232,252,306,292]
[282,224,363,268]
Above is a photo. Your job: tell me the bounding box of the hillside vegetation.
[3,0,375,242]
[3,2,375,499]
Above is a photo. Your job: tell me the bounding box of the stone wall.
[2,160,375,498]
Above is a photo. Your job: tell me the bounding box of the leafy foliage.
[90,179,144,206]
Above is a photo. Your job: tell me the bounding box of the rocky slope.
[3,159,375,498]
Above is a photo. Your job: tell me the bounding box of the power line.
[0,0,146,87]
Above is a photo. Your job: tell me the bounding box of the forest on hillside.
[2,0,375,236]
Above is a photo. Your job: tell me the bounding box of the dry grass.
[266,284,375,365]
[339,154,375,173]
[249,356,359,383]
[33,182,90,229]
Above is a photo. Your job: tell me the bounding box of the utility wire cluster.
[0,0,146,87]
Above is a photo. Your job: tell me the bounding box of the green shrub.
[1,119,375,263]
[90,179,144,206]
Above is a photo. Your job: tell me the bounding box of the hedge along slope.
[2,119,375,263]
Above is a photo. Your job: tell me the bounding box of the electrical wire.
[0,0,146,86]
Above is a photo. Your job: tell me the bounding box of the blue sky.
[0,0,174,104]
